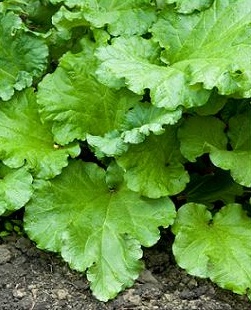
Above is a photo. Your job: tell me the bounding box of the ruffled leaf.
[24,160,176,301]
[122,103,182,144]
[0,12,48,100]
[96,36,210,110]
[38,40,139,145]
[152,1,251,97]
[82,0,156,36]
[178,116,227,162]
[210,110,251,187]
[0,89,80,179]
[87,103,182,157]
[172,203,251,297]
[164,0,214,13]
[117,128,189,198]
[52,6,89,40]
[0,164,33,216]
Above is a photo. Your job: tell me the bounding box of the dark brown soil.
[0,233,250,310]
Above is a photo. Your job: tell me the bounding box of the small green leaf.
[82,0,156,36]
[172,203,251,297]
[87,103,182,158]
[0,88,80,179]
[178,116,227,162]
[0,164,33,216]
[191,91,227,116]
[52,6,89,40]
[0,231,10,238]
[87,131,128,158]
[210,110,251,187]
[24,160,176,301]
[210,150,251,187]
[122,103,182,144]
[0,12,48,100]
[117,128,189,198]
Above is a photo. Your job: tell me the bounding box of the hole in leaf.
[234,70,243,75]
[141,32,152,39]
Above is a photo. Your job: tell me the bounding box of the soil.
[0,231,250,310]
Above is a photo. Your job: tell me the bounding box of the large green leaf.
[0,164,33,216]
[172,203,251,297]
[117,128,189,198]
[38,40,139,145]
[0,12,48,100]
[49,0,156,36]
[152,0,251,97]
[97,1,251,109]
[210,110,251,187]
[24,160,176,301]
[0,89,80,179]
[78,0,157,36]
[178,115,227,162]
[96,36,210,110]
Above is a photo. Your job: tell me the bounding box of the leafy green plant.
[0,0,251,302]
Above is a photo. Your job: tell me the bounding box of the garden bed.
[0,233,250,310]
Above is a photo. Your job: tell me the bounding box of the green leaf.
[38,41,139,145]
[191,91,227,116]
[117,128,189,198]
[0,0,27,14]
[0,88,80,179]
[183,170,243,205]
[87,103,182,157]
[47,0,86,7]
[96,36,162,91]
[210,150,251,187]
[122,103,182,144]
[0,12,48,100]
[52,6,89,40]
[164,0,214,13]
[81,0,156,36]
[172,203,251,297]
[178,116,227,162]
[0,0,58,32]
[87,131,128,158]
[0,164,33,216]
[210,110,251,187]
[151,1,251,97]
[24,160,176,301]
[105,161,124,190]
[96,36,210,110]
[219,98,250,123]
[49,0,156,36]
[178,111,251,187]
